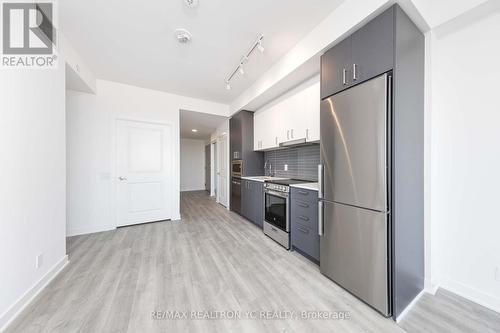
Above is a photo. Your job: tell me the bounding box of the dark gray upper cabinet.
[229,113,241,160]
[229,111,264,176]
[320,37,352,99]
[321,6,395,99]
[351,6,394,85]
[241,180,263,227]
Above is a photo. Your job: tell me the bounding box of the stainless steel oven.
[231,160,242,177]
[263,183,290,249]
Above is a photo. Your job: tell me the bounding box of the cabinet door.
[266,103,284,148]
[351,6,394,84]
[304,81,320,142]
[230,115,241,160]
[253,182,264,227]
[321,37,351,99]
[254,111,264,151]
[241,181,251,219]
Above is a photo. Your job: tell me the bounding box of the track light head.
[257,41,264,53]
[239,65,245,75]
[225,82,231,90]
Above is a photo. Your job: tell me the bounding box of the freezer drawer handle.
[298,190,309,195]
[318,201,324,236]
[297,227,309,234]
[298,203,309,208]
[298,216,309,222]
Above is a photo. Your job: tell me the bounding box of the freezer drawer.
[320,74,389,211]
[320,200,390,316]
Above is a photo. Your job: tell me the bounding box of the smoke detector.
[184,0,199,8]
[174,28,192,44]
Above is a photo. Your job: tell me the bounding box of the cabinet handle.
[306,129,309,140]
[287,130,290,140]
[275,136,278,145]
[299,215,310,222]
[298,190,309,195]
[298,227,309,234]
[298,202,309,208]
[291,129,294,139]
[353,63,358,81]
[342,68,347,85]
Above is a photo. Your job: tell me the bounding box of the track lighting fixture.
[224,35,264,90]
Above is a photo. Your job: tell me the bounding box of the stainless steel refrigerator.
[318,73,392,316]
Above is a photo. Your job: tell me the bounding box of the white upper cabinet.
[254,77,320,151]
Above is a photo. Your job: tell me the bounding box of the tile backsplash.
[264,144,320,181]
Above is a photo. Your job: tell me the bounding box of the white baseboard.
[67,224,116,237]
[440,278,500,314]
[424,278,440,295]
[0,255,69,332]
[396,288,427,323]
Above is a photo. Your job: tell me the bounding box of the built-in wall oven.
[231,160,242,178]
[263,182,290,249]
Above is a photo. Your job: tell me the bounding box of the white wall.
[180,139,206,191]
[0,66,67,327]
[66,80,228,236]
[429,7,500,312]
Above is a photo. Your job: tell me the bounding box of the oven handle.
[264,189,289,199]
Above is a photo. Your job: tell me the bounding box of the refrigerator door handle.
[318,200,324,236]
[318,164,324,199]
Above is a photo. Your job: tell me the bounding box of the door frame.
[210,140,216,197]
[216,132,229,208]
[112,118,176,227]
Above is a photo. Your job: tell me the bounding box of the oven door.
[264,190,289,232]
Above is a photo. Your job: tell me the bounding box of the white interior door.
[116,120,172,227]
[217,134,228,207]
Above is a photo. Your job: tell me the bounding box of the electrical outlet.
[35,253,43,269]
[495,267,500,282]
[284,164,288,171]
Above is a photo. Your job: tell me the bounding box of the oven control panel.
[264,183,289,193]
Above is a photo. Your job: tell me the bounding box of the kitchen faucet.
[264,160,274,177]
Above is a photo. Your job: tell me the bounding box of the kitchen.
[2,0,500,332]
[229,4,423,320]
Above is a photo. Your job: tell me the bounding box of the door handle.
[353,63,358,81]
[342,68,347,85]
[318,201,324,236]
[118,176,127,181]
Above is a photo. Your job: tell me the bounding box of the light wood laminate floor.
[6,191,500,332]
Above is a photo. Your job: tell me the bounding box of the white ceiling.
[59,0,345,104]
[180,110,227,140]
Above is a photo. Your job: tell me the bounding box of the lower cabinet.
[241,180,264,227]
[290,188,319,262]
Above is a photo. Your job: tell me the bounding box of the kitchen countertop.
[290,182,319,191]
[240,176,289,183]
